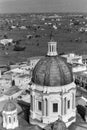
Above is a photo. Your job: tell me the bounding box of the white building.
[53,25,57,30]
[30,40,76,128]
[74,70,87,89]
[0,39,13,46]
[14,74,31,89]
[27,56,43,70]
[62,53,83,64]
[82,54,87,65]
[0,73,12,94]
[0,78,12,91]
[19,26,27,29]
[72,63,86,73]
[11,68,29,75]
[11,26,16,29]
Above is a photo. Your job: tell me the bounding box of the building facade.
[62,53,83,65]
[74,71,87,90]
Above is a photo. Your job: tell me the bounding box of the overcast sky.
[0,0,87,13]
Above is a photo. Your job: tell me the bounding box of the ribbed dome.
[32,56,73,86]
[53,118,66,130]
[3,100,16,112]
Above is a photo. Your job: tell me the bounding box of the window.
[38,101,42,111]
[50,45,51,52]
[64,97,66,114]
[52,45,54,52]
[9,117,11,123]
[45,99,48,116]
[67,100,70,109]
[72,93,75,109]
[53,103,58,112]
[12,80,15,86]
[5,116,7,123]
[14,117,15,122]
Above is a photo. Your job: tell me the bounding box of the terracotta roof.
[32,56,73,86]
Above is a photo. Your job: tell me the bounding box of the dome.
[3,100,16,112]
[32,56,73,86]
[52,118,66,130]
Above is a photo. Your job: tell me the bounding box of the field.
[0,13,87,65]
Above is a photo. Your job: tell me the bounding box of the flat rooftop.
[74,70,87,78]
[27,56,44,61]
[19,74,31,78]
[4,86,20,96]
[82,54,87,59]
[72,63,85,67]
[62,53,81,59]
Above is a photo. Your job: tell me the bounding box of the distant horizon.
[0,0,87,14]
[0,11,87,14]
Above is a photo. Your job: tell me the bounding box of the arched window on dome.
[14,116,16,122]
[9,117,11,123]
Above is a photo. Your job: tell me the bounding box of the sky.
[0,0,87,13]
